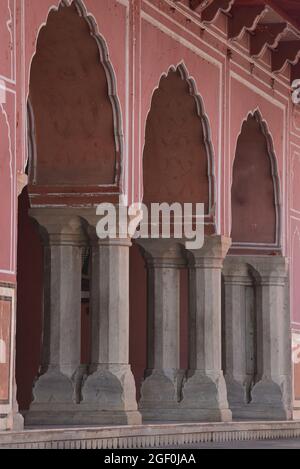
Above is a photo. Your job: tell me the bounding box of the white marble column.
[26,209,86,425]
[222,258,254,416]
[180,236,232,422]
[137,239,186,421]
[248,256,292,420]
[80,217,141,425]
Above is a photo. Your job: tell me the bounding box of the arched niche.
[143,64,215,218]
[231,111,281,249]
[28,0,122,189]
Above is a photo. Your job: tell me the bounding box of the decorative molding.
[190,0,234,24]
[272,40,300,74]
[250,23,288,58]
[189,0,214,14]
[228,5,268,41]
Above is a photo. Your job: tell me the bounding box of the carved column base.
[139,369,185,421]
[80,364,142,425]
[180,370,232,422]
[247,378,292,420]
[225,375,251,412]
[25,365,87,426]
[225,378,292,421]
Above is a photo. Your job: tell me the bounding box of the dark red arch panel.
[143,69,210,209]
[231,114,277,245]
[29,3,117,186]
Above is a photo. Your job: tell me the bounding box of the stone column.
[80,214,141,425]
[137,239,186,421]
[248,256,292,420]
[26,209,86,426]
[222,258,254,416]
[180,236,232,422]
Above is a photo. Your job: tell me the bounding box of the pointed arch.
[27,0,123,190]
[143,62,216,223]
[231,110,281,250]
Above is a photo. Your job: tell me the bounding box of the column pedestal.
[180,236,232,422]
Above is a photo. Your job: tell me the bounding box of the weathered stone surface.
[222,255,292,421]
[180,236,232,422]
[80,214,141,425]
[137,239,186,420]
[25,209,87,424]
[223,258,254,413]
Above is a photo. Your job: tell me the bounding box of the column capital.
[223,256,252,285]
[81,204,143,241]
[136,239,186,268]
[186,235,231,268]
[87,225,132,248]
[246,256,288,286]
[29,207,87,246]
